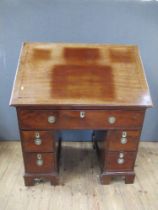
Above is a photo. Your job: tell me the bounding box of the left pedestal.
[17,108,60,186]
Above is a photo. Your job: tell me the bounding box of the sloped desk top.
[10,43,152,108]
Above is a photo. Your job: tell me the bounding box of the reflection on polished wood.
[10,43,152,107]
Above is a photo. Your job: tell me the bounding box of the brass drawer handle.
[117,152,125,164]
[34,138,42,145]
[121,137,127,144]
[80,111,85,119]
[117,158,125,164]
[34,132,42,145]
[36,154,44,166]
[108,116,116,124]
[121,131,127,144]
[48,116,56,124]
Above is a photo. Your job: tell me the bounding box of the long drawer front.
[18,109,145,129]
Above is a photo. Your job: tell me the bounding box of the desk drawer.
[105,151,136,171]
[107,130,141,151]
[25,153,56,173]
[18,109,144,129]
[21,131,55,152]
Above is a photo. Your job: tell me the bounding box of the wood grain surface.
[18,109,145,129]
[0,141,157,210]
[10,43,152,108]
[107,130,141,151]
[21,131,56,152]
[24,152,56,173]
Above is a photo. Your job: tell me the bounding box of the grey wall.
[0,0,158,141]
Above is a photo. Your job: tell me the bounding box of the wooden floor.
[0,141,158,210]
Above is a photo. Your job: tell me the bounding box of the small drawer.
[105,151,136,171]
[107,130,141,151]
[18,109,144,129]
[24,153,56,173]
[21,131,55,152]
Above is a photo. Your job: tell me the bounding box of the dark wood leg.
[24,176,34,186]
[50,176,59,185]
[57,137,62,168]
[100,174,111,185]
[125,174,135,184]
[100,172,135,185]
[92,131,96,149]
[24,173,59,186]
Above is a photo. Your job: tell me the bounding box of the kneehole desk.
[10,43,152,186]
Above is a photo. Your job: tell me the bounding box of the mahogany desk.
[10,43,152,186]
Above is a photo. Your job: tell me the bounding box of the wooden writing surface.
[10,43,152,108]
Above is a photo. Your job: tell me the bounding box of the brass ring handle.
[108,116,116,124]
[34,132,42,145]
[121,137,127,144]
[117,158,125,164]
[36,159,43,166]
[34,138,42,145]
[48,115,56,124]
[36,154,44,166]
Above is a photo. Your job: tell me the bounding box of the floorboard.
[0,141,157,210]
